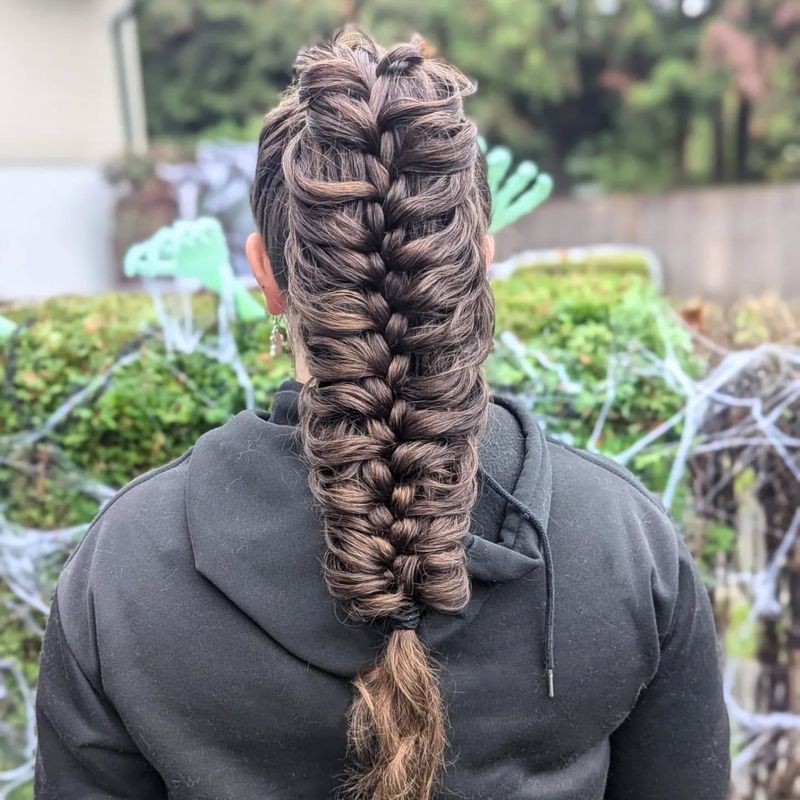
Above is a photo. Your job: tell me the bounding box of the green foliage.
[700,522,737,573]
[568,56,722,190]
[135,0,800,190]
[137,0,344,140]
[1,271,695,532]
[725,597,759,661]
[1,292,290,526]
[490,270,702,490]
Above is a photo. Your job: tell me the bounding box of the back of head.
[251,31,494,799]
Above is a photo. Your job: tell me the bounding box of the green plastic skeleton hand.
[124,217,265,322]
[479,137,553,234]
[0,314,16,340]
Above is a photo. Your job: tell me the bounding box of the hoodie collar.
[483,394,552,563]
[186,379,553,677]
[270,379,303,426]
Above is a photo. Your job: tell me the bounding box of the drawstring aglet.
[477,466,557,702]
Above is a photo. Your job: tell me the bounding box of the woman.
[35,31,729,800]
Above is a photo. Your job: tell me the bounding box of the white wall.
[0,0,148,300]
[0,0,139,163]
[0,166,118,301]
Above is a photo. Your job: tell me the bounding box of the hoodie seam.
[47,593,104,699]
[91,449,193,530]
[60,449,194,575]
[545,437,667,516]
[44,595,152,762]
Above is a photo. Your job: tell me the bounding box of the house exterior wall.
[0,0,137,163]
[0,165,117,300]
[0,0,147,300]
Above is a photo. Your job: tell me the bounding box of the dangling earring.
[269,314,286,357]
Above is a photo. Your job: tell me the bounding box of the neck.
[292,342,310,383]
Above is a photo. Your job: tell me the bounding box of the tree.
[135,0,800,191]
[137,0,343,140]
[701,0,800,181]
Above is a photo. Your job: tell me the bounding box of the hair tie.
[387,604,422,631]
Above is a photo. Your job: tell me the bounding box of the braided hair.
[251,31,494,800]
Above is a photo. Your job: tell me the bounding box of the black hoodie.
[34,380,730,799]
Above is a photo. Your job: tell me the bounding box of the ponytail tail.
[346,630,446,800]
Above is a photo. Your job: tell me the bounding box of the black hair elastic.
[387,604,422,631]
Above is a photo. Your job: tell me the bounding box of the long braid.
[252,32,494,799]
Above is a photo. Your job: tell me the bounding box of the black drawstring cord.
[478,467,556,699]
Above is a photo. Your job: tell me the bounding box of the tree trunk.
[674,112,689,185]
[712,100,725,183]
[735,96,751,181]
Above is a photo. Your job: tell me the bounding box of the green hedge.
[1,294,289,527]
[491,269,700,491]
[501,250,653,279]
[1,272,697,529]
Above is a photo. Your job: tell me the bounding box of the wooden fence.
[496,181,800,302]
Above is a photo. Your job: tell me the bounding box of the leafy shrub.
[491,269,702,492]
[679,293,800,349]
[502,250,653,279]
[1,292,290,527]
[1,272,697,528]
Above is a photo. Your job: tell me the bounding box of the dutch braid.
[252,32,494,800]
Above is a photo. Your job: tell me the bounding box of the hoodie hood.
[185,380,553,678]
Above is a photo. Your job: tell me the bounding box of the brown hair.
[251,31,494,799]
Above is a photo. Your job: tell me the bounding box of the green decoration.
[0,314,17,340]
[123,217,265,322]
[479,137,553,234]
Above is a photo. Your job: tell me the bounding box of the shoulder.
[94,448,193,532]
[546,436,668,517]
[58,409,264,579]
[53,410,288,641]
[545,436,686,643]
[54,447,195,651]
[64,447,193,566]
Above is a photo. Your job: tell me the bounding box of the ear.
[246,232,285,315]
[484,234,495,273]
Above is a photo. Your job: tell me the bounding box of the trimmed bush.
[1,272,695,528]
[491,269,701,492]
[500,249,654,279]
